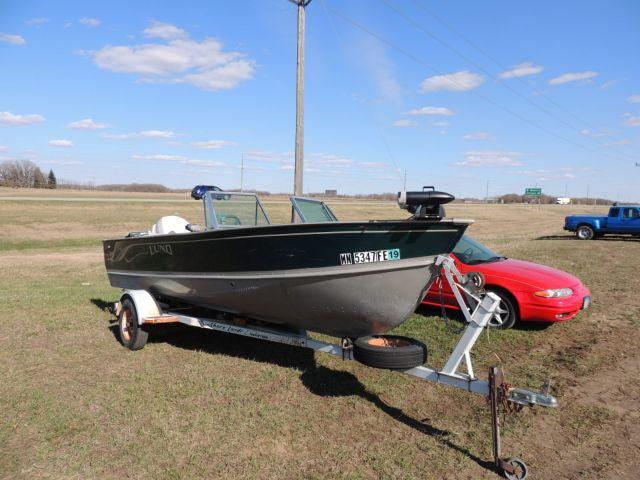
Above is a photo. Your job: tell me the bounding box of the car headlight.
[534,288,574,298]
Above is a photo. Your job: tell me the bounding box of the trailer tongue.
[114,254,556,479]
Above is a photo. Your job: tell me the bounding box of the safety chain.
[437,272,465,334]
[499,382,524,416]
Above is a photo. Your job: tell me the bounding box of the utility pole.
[290,0,311,221]
[564,182,568,198]
[240,153,244,192]
[586,184,590,204]
[485,179,489,202]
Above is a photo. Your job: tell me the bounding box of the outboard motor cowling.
[398,186,454,220]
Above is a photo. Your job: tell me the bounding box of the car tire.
[576,225,594,240]
[118,298,149,350]
[486,289,518,329]
[353,335,427,370]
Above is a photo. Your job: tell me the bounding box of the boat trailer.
[114,255,557,479]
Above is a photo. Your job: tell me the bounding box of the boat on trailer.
[103,188,469,337]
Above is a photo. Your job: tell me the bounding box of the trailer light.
[534,288,573,298]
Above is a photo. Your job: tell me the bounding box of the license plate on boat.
[340,248,400,265]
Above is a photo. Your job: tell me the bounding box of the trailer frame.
[114,255,557,479]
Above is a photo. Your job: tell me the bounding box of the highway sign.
[525,188,542,196]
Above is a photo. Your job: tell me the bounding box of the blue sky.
[1,0,639,199]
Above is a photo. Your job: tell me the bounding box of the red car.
[423,236,591,329]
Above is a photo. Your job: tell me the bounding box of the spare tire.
[353,335,427,370]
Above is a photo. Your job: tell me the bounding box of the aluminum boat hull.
[103,220,470,337]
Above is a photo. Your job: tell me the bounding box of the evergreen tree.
[34,167,46,188]
[47,169,57,189]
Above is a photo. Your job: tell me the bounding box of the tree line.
[0,160,56,189]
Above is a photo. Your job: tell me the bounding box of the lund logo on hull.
[149,244,173,256]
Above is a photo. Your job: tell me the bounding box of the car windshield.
[453,235,505,264]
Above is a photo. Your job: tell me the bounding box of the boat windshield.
[205,192,270,228]
[453,235,506,265]
[291,197,338,223]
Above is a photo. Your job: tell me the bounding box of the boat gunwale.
[102,218,473,244]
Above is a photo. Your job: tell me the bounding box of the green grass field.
[1,190,638,479]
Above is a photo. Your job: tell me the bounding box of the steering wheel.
[220,214,241,225]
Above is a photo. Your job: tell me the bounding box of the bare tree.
[0,160,39,187]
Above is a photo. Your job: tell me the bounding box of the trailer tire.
[353,335,427,370]
[118,298,149,351]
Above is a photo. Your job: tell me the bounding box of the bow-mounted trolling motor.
[397,186,455,220]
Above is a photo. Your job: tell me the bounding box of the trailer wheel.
[503,457,528,480]
[576,225,594,240]
[353,335,427,370]
[118,298,149,351]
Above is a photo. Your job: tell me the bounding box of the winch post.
[490,366,503,468]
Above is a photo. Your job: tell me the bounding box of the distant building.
[324,189,337,197]
[556,197,571,205]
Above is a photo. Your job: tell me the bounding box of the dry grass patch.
[0,195,638,479]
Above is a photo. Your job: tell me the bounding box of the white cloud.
[245,150,293,163]
[181,159,228,167]
[463,131,494,141]
[407,106,454,116]
[580,128,607,138]
[42,159,83,165]
[309,153,353,166]
[0,145,8,152]
[143,21,187,40]
[67,118,109,130]
[393,119,418,128]
[91,22,255,92]
[102,130,176,140]
[431,120,449,127]
[601,79,621,90]
[499,62,543,79]
[0,111,45,126]
[355,35,402,103]
[0,33,26,45]
[191,140,235,149]
[27,18,49,26]
[518,168,575,180]
[358,162,388,169]
[549,71,598,85]
[623,113,640,127]
[79,17,101,27]
[131,154,231,168]
[132,154,187,161]
[454,151,526,168]
[48,139,73,148]
[628,95,640,104]
[421,71,484,92]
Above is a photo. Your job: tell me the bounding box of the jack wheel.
[502,457,528,480]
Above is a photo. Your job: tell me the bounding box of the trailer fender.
[119,290,162,326]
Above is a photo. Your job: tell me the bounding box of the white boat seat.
[150,216,190,235]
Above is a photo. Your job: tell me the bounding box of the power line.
[318,0,404,186]
[408,0,636,161]
[322,1,630,164]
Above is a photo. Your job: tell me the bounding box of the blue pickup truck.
[564,205,640,240]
